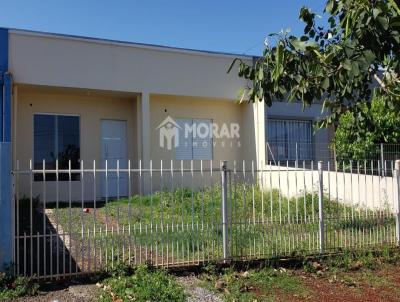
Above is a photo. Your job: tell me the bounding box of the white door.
[101,120,128,198]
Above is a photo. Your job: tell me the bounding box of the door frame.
[100,119,129,198]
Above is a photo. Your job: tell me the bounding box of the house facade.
[0,27,335,267]
[0,28,332,200]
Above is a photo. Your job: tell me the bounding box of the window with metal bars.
[267,119,313,161]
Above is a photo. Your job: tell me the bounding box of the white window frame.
[33,113,81,181]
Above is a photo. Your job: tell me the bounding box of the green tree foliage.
[334,96,400,160]
[229,0,400,132]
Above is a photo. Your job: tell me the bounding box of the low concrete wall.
[260,164,395,212]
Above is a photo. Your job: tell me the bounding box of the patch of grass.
[303,246,400,273]
[52,184,396,266]
[97,265,186,302]
[55,185,392,230]
[333,215,395,230]
[0,270,39,300]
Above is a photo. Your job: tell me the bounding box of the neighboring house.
[0,27,332,200]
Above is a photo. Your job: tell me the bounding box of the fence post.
[394,160,400,246]
[318,161,325,253]
[221,160,229,262]
[381,143,385,176]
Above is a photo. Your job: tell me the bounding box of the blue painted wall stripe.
[0,143,12,271]
[0,77,3,142]
[0,28,8,72]
[0,28,8,143]
[0,29,12,272]
[3,73,11,142]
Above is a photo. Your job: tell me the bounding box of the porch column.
[139,91,151,193]
[254,100,266,169]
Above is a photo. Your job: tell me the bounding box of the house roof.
[3,27,255,60]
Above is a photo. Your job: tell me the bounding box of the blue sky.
[0,0,326,55]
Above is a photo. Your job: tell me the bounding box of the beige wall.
[146,94,266,191]
[149,94,245,165]
[9,31,251,100]
[15,85,138,201]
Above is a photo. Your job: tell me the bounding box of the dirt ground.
[14,282,98,302]
[12,264,400,302]
[309,268,400,302]
[270,264,400,302]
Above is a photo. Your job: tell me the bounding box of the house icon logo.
[156,116,182,150]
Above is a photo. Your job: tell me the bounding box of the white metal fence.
[12,159,400,279]
[266,142,400,168]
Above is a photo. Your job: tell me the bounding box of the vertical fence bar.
[55,160,59,278]
[116,160,120,263]
[251,161,255,225]
[29,160,33,276]
[68,160,72,275]
[394,160,400,246]
[381,143,385,176]
[221,160,229,262]
[16,160,20,276]
[80,160,85,272]
[128,160,132,266]
[93,160,97,270]
[318,161,325,253]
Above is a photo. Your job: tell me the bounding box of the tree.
[229,0,400,133]
[334,96,400,160]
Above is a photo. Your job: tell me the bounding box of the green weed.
[0,270,39,300]
[98,265,186,302]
